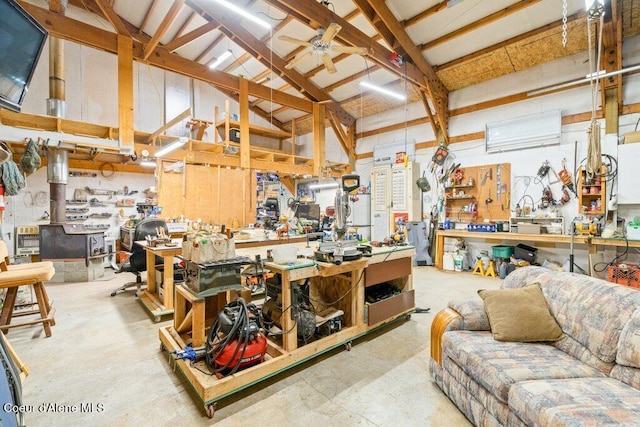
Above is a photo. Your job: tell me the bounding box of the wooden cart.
[158,244,415,417]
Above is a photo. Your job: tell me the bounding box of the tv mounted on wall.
[0,0,48,112]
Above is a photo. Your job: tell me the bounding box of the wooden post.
[117,34,134,149]
[604,87,618,135]
[239,78,250,170]
[313,103,326,176]
[291,117,296,157]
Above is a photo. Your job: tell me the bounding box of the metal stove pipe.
[47,36,67,224]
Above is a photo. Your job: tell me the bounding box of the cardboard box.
[516,223,541,234]
[624,131,640,144]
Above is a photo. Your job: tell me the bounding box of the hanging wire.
[562,0,568,47]
[403,59,408,160]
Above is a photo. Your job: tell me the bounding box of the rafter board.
[507,19,589,71]
[437,50,515,91]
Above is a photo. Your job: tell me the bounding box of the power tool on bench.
[315,174,366,264]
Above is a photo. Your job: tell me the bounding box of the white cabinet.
[371,162,421,241]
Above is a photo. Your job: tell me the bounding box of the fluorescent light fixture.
[360,81,406,101]
[208,50,233,70]
[140,160,157,168]
[211,0,271,29]
[308,181,339,191]
[155,137,188,157]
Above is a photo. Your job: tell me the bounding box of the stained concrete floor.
[7,266,501,426]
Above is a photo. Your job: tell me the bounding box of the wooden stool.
[472,259,485,276]
[484,261,497,277]
[0,272,56,337]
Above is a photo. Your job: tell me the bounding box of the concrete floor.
[7,266,501,426]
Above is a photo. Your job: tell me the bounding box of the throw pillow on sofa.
[478,282,564,342]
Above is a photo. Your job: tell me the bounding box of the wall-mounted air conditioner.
[485,110,562,153]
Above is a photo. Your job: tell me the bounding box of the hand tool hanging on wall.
[480,167,493,186]
[496,164,502,204]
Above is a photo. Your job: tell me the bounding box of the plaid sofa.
[430,266,640,426]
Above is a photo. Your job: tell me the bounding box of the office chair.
[110,218,169,297]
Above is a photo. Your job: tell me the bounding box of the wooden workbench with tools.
[158,243,415,418]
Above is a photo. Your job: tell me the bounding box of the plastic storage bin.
[492,245,514,258]
[514,243,537,263]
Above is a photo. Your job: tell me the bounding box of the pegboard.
[444,163,511,223]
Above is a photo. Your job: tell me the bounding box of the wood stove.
[39,224,106,265]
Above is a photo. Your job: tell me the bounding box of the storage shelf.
[446,196,475,200]
[215,119,292,140]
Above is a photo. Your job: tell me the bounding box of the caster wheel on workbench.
[110,291,117,297]
[154,316,161,323]
[205,402,217,418]
[345,341,352,351]
[405,314,412,321]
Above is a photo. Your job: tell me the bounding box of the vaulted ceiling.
[19,0,640,141]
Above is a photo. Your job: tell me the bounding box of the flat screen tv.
[0,0,48,112]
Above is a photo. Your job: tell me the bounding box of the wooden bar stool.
[0,268,56,337]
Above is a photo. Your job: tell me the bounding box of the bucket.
[454,253,464,272]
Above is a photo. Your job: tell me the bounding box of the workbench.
[158,243,415,417]
[136,240,183,322]
[434,229,640,270]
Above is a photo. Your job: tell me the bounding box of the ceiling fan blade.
[332,45,369,55]
[285,51,312,70]
[321,54,337,74]
[278,35,311,47]
[321,23,342,44]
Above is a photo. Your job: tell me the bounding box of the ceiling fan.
[279,23,368,74]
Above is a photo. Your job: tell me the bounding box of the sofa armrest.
[430,299,490,366]
[430,308,462,366]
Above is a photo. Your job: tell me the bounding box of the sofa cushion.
[448,298,490,331]
[501,266,640,366]
[610,365,640,391]
[478,283,564,342]
[616,308,640,368]
[509,377,640,427]
[442,331,605,403]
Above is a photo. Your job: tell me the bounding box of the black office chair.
[110,218,169,297]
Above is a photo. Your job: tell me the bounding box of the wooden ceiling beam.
[362,0,448,143]
[138,0,159,36]
[143,0,185,60]
[164,20,219,53]
[94,0,132,37]
[19,2,313,114]
[323,65,380,93]
[189,1,355,125]
[402,1,447,28]
[419,0,542,52]
[327,110,353,161]
[194,33,225,63]
[264,0,428,91]
[174,11,197,39]
[48,0,64,15]
[351,0,403,54]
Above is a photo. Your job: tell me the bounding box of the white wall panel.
[134,63,165,134]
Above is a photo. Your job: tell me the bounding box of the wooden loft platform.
[215,119,292,141]
[0,107,351,177]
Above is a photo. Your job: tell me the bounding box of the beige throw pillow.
[478,283,564,342]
